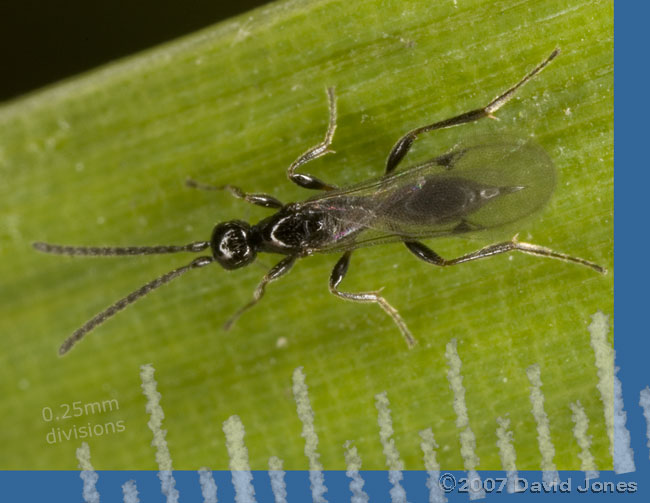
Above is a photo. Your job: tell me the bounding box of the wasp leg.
[287,87,339,191]
[329,251,416,347]
[385,49,559,174]
[186,179,284,209]
[224,255,297,330]
[404,237,606,273]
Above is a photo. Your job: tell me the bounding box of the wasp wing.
[302,137,555,252]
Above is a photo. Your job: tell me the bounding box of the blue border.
[614,0,647,485]
[0,470,644,502]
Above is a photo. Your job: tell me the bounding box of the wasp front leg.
[186,179,284,209]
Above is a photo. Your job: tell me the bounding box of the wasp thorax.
[211,220,257,270]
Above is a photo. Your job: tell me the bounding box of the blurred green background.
[0,0,612,470]
[0,0,271,101]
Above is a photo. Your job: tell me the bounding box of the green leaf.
[0,0,612,470]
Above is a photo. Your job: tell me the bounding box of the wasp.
[34,49,605,355]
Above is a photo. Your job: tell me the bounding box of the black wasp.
[34,49,605,355]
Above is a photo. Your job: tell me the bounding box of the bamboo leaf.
[0,0,612,469]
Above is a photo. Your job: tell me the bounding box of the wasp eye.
[211,221,256,270]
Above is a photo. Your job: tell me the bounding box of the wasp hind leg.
[385,49,559,174]
[404,237,605,273]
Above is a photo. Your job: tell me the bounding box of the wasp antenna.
[33,241,209,256]
[58,256,214,355]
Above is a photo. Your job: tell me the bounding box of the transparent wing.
[303,137,555,252]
